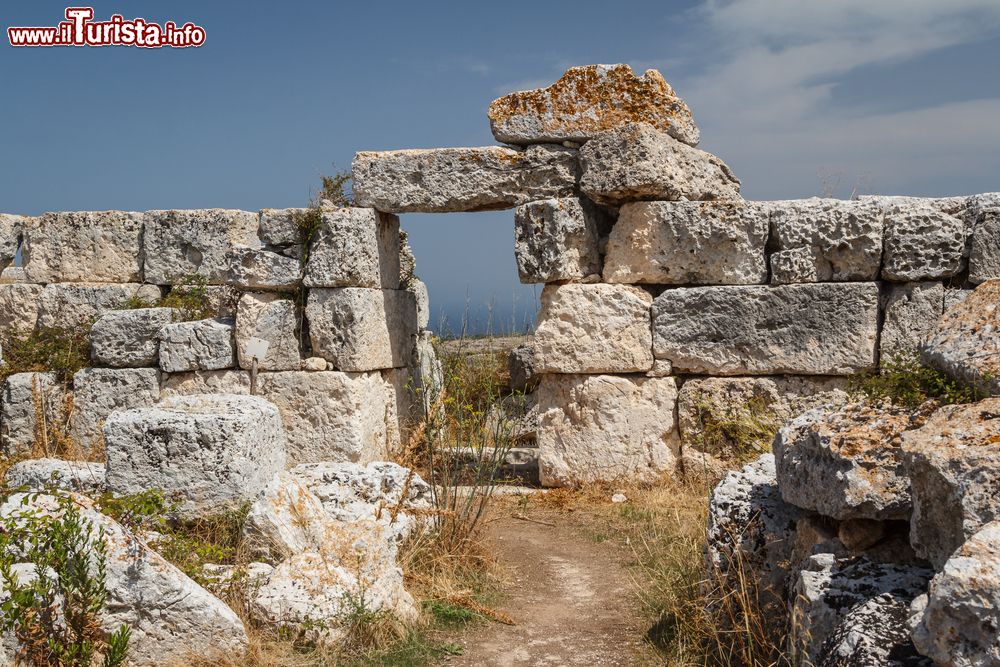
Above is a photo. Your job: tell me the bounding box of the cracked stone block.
[21,211,143,283]
[70,368,160,452]
[235,293,300,371]
[36,283,157,328]
[158,318,236,372]
[304,207,400,289]
[514,197,605,284]
[90,307,177,368]
[879,282,945,361]
[143,209,259,284]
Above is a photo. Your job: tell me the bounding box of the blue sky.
[2,1,999,334]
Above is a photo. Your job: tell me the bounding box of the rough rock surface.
[513,197,604,283]
[0,492,249,665]
[258,207,308,246]
[306,288,417,372]
[158,318,236,372]
[537,374,679,487]
[144,209,259,284]
[21,211,143,283]
[36,283,156,328]
[104,394,287,517]
[0,372,68,456]
[352,145,579,213]
[578,123,741,205]
[902,398,1000,568]
[880,282,945,361]
[235,293,300,371]
[910,520,1000,666]
[160,370,251,397]
[768,198,884,283]
[0,214,22,273]
[508,343,538,393]
[4,458,106,494]
[409,278,430,330]
[969,209,1000,284]
[882,199,968,281]
[488,63,700,146]
[89,307,177,368]
[921,280,1000,396]
[773,402,924,521]
[70,368,161,451]
[304,208,401,289]
[534,283,653,373]
[652,283,879,375]
[0,283,42,336]
[604,200,767,284]
[226,245,301,291]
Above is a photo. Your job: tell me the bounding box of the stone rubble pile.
[707,279,1000,666]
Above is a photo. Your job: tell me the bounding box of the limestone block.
[943,288,972,311]
[258,207,308,246]
[882,199,968,281]
[534,284,653,374]
[143,209,259,284]
[488,64,700,146]
[227,245,301,291]
[507,343,538,393]
[603,200,767,284]
[21,211,143,283]
[352,145,579,213]
[921,280,1000,396]
[158,318,236,372]
[0,214,24,273]
[305,288,416,372]
[160,370,251,397]
[36,283,153,328]
[773,402,926,521]
[409,278,430,330]
[0,372,69,456]
[902,398,1000,568]
[910,520,1000,666]
[235,293,300,371]
[578,123,741,205]
[767,198,884,283]
[677,376,850,459]
[70,368,161,452]
[0,283,42,337]
[304,208,400,289]
[513,197,604,283]
[4,458,106,494]
[651,283,879,375]
[104,394,286,517]
[90,307,177,368]
[537,374,679,487]
[970,209,1000,284]
[879,282,945,361]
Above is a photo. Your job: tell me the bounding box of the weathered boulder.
[513,197,604,283]
[4,458,106,494]
[158,317,236,372]
[226,245,301,291]
[70,368,161,452]
[882,199,968,281]
[880,282,945,361]
[488,63,700,147]
[90,307,177,368]
[537,374,679,486]
[603,200,767,284]
[0,492,249,665]
[902,398,1000,568]
[235,293,300,371]
[0,283,42,336]
[969,208,1000,284]
[651,283,879,375]
[0,214,22,273]
[921,280,1000,396]
[507,343,538,393]
[103,394,287,517]
[578,123,741,205]
[306,288,416,372]
[789,555,932,667]
[36,283,158,328]
[143,209,259,284]
[21,211,143,283]
[0,372,68,456]
[534,283,653,373]
[767,198,884,283]
[773,402,926,521]
[304,208,401,289]
[910,520,1000,666]
[352,145,579,213]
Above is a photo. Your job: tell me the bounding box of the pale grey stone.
[302,356,326,371]
[943,288,973,311]
[902,398,1000,568]
[0,214,24,273]
[921,280,1000,396]
[4,458,106,494]
[0,283,42,337]
[258,207,308,246]
[305,288,416,372]
[21,211,143,283]
[651,283,879,375]
[604,200,767,284]
[969,209,1000,285]
[70,368,160,452]
[882,199,968,281]
[104,394,286,518]
[235,293,300,371]
[304,208,400,289]
[90,307,177,368]
[578,123,741,205]
[227,245,301,291]
[767,198,884,283]
[538,374,679,487]
[0,372,68,456]
[514,197,604,283]
[158,317,236,372]
[143,209,259,284]
[353,145,579,213]
[534,283,653,374]
[409,278,430,330]
[507,344,538,393]
[160,370,251,397]
[880,282,945,361]
[36,282,149,328]
[0,266,25,283]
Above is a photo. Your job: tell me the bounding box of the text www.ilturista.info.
[8,7,205,48]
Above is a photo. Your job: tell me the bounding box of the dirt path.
[442,505,660,666]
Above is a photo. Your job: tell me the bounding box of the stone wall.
[0,205,435,465]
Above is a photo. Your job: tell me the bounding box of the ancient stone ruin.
[0,62,998,665]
